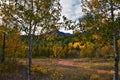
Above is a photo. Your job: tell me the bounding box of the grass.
[0,62,27,80]
[0,58,120,80]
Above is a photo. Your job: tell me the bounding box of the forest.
[0,0,120,80]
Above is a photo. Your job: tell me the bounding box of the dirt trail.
[19,59,119,75]
[58,59,74,66]
[19,59,75,67]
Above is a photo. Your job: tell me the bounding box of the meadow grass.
[0,58,120,80]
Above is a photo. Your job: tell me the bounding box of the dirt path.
[58,59,74,66]
[19,59,75,67]
[19,59,119,75]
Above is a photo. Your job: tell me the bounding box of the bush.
[99,45,114,58]
[90,74,101,80]
[80,42,94,58]
[32,46,52,58]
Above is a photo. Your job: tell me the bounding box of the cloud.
[60,0,83,21]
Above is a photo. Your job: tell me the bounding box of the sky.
[0,0,83,34]
[60,0,83,33]
[60,0,83,21]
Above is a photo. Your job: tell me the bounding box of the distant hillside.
[21,30,72,43]
[46,30,72,36]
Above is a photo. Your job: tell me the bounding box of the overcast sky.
[60,0,83,21]
[0,0,83,34]
[60,0,83,33]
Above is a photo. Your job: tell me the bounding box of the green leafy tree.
[0,0,61,80]
[81,0,120,79]
[0,0,16,63]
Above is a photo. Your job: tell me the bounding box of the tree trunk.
[27,38,32,80]
[110,0,119,79]
[113,35,119,80]
[1,32,6,63]
[27,0,33,80]
[27,24,32,80]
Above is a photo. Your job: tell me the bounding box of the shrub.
[80,42,94,58]
[90,74,101,80]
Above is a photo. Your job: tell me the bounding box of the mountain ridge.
[46,30,72,36]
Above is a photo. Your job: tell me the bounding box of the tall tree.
[81,0,120,80]
[0,0,9,63]
[0,0,61,80]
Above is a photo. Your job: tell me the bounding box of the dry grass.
[0,58,120,80]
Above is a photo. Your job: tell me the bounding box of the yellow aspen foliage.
[80,44,85,49]
[92,34,100,40]
[86,27,92,30]
[52,44,63,58]
[5,29,26,60]
[80,42,94,57]
[102,19,108,24]
[68,42,73,48]
[44,34,57,41]
[68,42,85,49]
[92,0,99,8]
[73,42,80,49]
[117,40,120,51]
[0,31,2,52]
[93,24,98,28]
[99,45,113,57]
[0,10,2,15]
